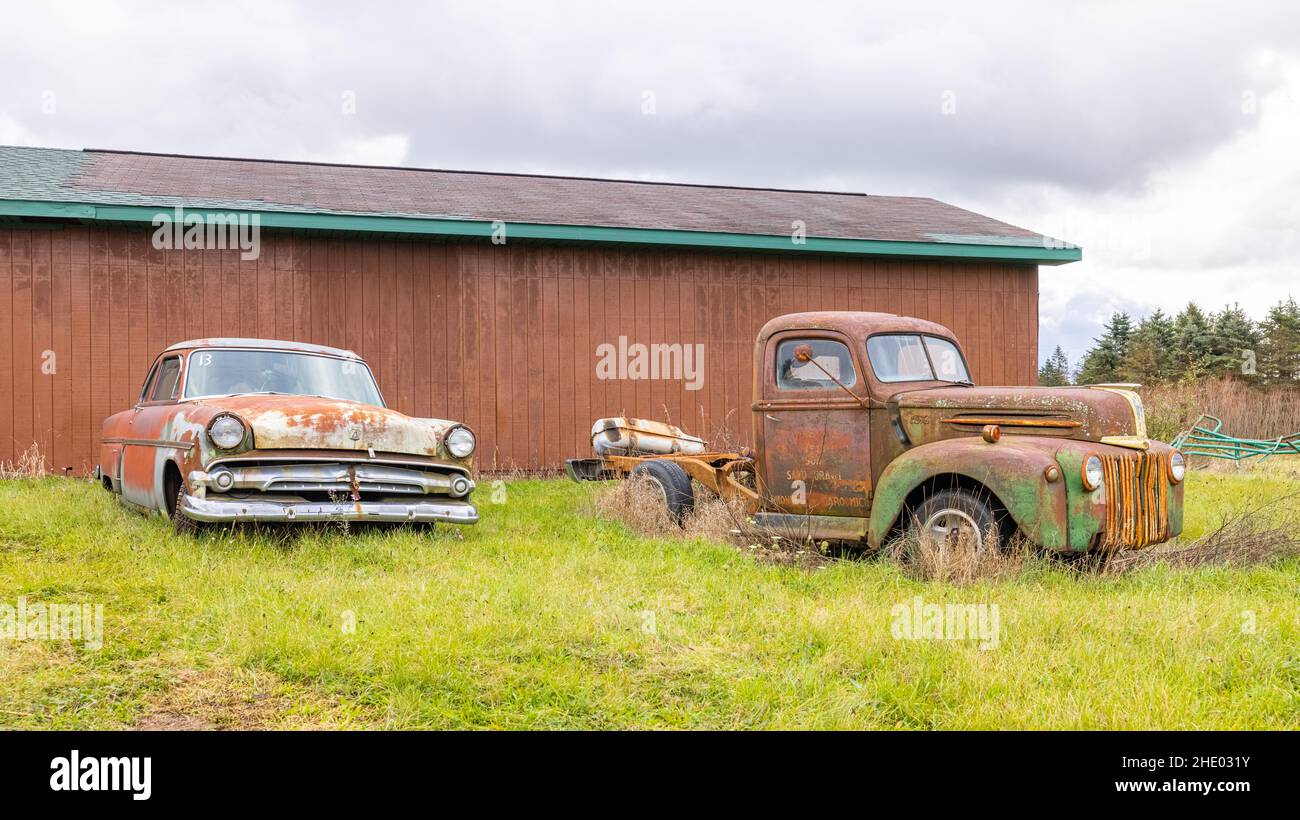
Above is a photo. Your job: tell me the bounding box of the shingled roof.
[0,146,1079,264]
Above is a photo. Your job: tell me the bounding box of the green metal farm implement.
[1172,414,1300,462]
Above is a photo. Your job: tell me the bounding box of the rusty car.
[97,338,479,533]
[567,311,1185,553]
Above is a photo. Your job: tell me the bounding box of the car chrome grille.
[207,461,472,498]
[1099,453,1169,549]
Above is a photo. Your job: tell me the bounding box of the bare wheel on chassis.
[630,459,695,524]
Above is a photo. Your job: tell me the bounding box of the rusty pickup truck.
[567,311,1185,553]
[97,338,479,533]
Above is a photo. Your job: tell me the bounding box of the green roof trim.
[0,198,1082,265]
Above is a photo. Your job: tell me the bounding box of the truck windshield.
[183,349,384,405]
[867,335,971,383]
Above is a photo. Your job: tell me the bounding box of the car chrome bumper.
[189,462,474,498]
[178,494,479,525]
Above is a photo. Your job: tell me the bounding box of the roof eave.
[0,199,1082,265]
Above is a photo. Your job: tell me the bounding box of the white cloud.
[303,134,412,167]
[982,50,1300,365]
[0,114,39,146]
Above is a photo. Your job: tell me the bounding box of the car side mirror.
[793,344,814,363]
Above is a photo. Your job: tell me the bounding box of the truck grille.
[1099,453,1169,549]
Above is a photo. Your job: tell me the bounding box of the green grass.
[1,467,1297,729]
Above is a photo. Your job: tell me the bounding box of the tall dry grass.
[1140,378,1300,442]
[594,476,1031,575]
[1099,490,1300,575]
[591,475,744,543]
[592,476,835,565]
[593,467,1300,581]
[0,444,48,479]
[883,527,1032,585]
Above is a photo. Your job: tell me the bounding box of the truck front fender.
[867,437,1069,550]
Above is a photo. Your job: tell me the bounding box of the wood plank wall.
[0,226,1040,474]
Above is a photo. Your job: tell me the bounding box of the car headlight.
[1082,455,1104,491]
[445,425,476,458]
[207,413,247,450]
[1168,451,1186,484]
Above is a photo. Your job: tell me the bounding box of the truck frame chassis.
[565,452,761,512]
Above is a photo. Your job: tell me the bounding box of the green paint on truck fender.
[867,436,1071,550]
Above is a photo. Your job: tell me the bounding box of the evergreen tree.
[1120,309,1176,384]
[1038,345,1071,386]
[1077,312,1133,384]
[1205,303,1261,378]
[1257,297,1300,383]
[1172,302,1213,379]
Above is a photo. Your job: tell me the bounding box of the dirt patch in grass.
[135,711,216,731]
[734,538,834,568]
[132,667,356,731]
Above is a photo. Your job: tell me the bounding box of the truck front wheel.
[910,488,1005,552]
[630,460,695,524]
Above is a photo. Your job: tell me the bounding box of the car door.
[754,330,872,517]
[120,354,184,509]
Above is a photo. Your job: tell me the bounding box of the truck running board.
[749,512,868,543]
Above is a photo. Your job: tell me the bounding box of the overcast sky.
[3,1,1298,368]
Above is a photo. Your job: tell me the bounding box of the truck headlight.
[1082,455,1104,491]
[207,414,247,450]
[445,425,476,458]
[1168,451,1186,484]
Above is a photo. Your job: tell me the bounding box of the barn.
[0,146,1079,474]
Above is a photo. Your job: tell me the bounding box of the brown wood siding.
[0,225,1040,474]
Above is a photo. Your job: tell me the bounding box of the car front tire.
[165,472,201,536]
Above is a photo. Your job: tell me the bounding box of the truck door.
[754,331,872,517]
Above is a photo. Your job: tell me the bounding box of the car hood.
[195,394,461,457]
[891,384,1149,448]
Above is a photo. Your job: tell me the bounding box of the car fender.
[867,436,1069,549]
[98,442,123,490]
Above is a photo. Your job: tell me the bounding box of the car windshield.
[183,349,384,405]
[867,334,972,384]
